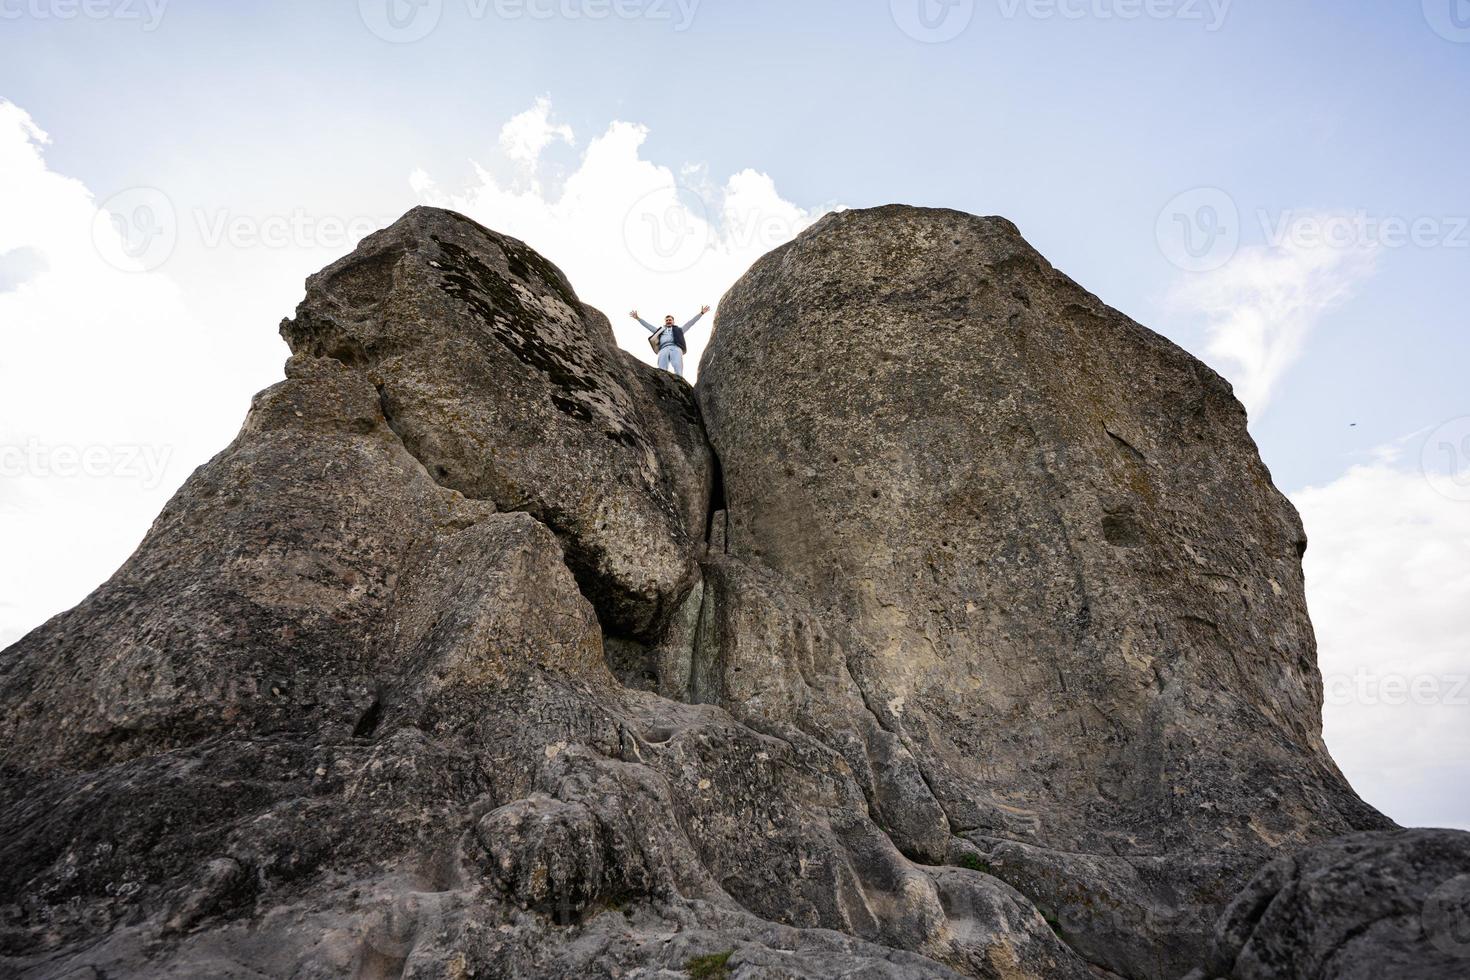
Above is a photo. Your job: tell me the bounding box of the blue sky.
[2,0,1467,828]
[4,0,1467,487]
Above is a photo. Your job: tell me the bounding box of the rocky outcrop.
[280,207,713,640]
[0,205,1461,980]
[696,205,1396,977]
[1190,829,1470,979]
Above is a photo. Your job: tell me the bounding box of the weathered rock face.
[1191,829,1470,979]
[0,205,1460,980]
[281,207,713,640]
[699,204,1380,851]
[0,209,1092,980]
[696,205,1395,974]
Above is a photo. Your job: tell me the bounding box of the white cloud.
[498,96,575,176]
[0,99,238,648]
[411,99,836,375]
[1170,216,1377,418]
[1294,441,1470,831]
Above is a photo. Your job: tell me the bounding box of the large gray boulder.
[1191,829,1470,979]
[280,206,713,640]
[696,205,1393,976]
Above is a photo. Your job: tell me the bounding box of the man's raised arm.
[683,306,713,332]
[630,310,658,333]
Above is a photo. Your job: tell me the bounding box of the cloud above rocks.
[1170,215,1378,418]
[410,98,836,375]
[0,96,832,646]
[0,99,230,648]
[1293,438,1470,831]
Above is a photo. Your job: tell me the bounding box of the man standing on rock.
[630,306,710,378]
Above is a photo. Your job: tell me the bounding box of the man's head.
[664,315,676,326]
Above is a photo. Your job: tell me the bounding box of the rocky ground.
[1,205,1465,979]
